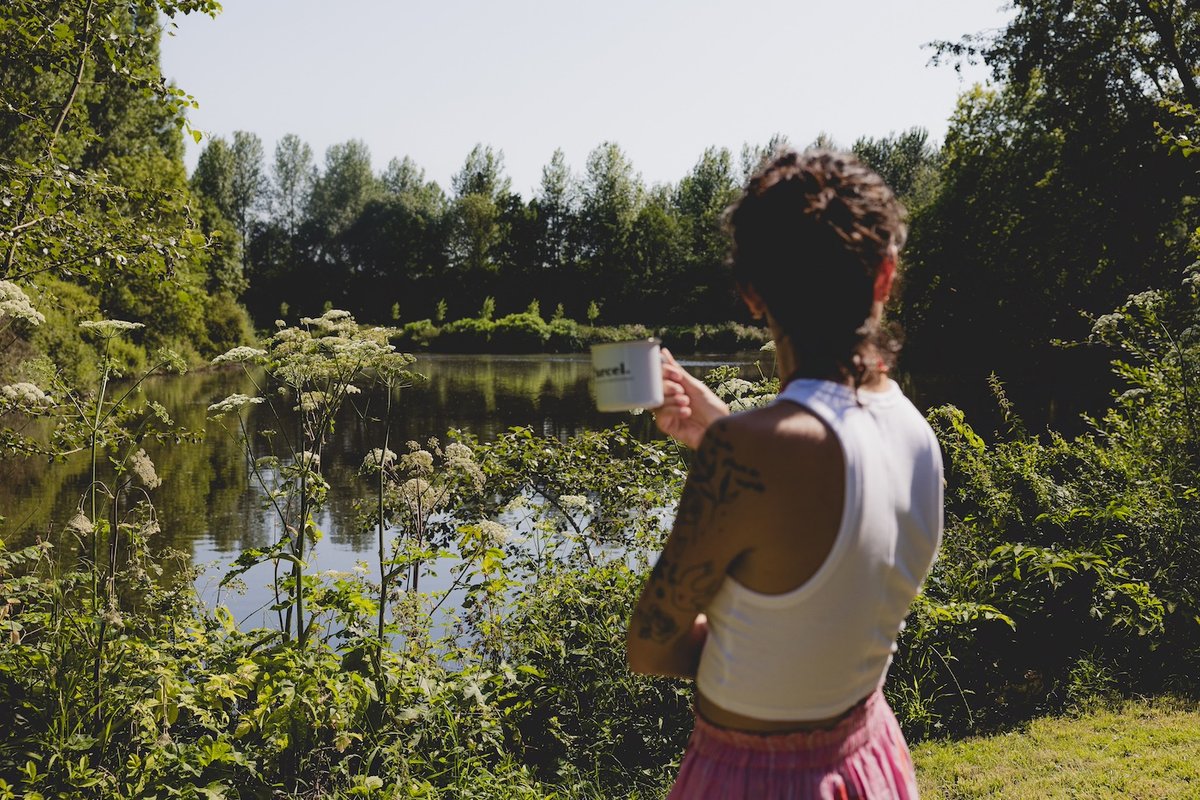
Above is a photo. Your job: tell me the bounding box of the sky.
[158,0,1011,197]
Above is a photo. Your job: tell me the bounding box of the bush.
[546,318,584,353]
[203,291,256,356]
[658,322,770,353]
[438,317,494,352]
[394,318,441,349]
[490,312,550,353]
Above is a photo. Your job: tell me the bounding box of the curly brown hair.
[725,149,907,384]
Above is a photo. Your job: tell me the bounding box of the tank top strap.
[772,379,858,432]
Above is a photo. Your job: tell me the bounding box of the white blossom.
[0,281,44,326]
[400,449,434,475]
[476,519,510,546]
[298,451,320,470]
[558,494,592,513]
[0,382,53,407]
[207,393,264,417]
[716,378,755,399]
[79,319,144,336]
[67,511,94,536]
[362,447,398,471]
[298,391,327,412]
[130,448,162,489]
[211,346,266,365]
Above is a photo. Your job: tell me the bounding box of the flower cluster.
[476,519,510,547]
[130,448,162,489]
[362,447,398,472]
[211,346,267,365]
[79,319,144,337]
[0,382,53,408]
[207,393,264,418]
[0,281,44,326]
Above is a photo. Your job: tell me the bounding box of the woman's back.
[696,378,944,723]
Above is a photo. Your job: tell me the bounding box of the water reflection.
[0,352,770,626]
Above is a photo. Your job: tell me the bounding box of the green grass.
[913,698,1200,799]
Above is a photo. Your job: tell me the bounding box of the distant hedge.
[392,315,769,354]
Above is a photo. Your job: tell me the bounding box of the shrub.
[546,318,583,353]
[438,317,494,352]
[395,318,441,349]
[489,312,550,353]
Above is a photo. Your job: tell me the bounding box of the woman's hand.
[653,348,730,449]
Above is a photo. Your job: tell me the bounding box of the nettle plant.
[208,309,420,651]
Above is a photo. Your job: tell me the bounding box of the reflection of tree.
[1,353,765,596]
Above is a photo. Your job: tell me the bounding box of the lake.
[0,350,1110,628]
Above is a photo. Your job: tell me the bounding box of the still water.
[0,353,768,626]
[0,351,1108,627]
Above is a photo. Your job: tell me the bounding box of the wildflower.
[0,281,45,326]
[558,494,591,513]
[445,442,474,463]
[298,451,320,470]
[211,346,267,365]
[400,449,434,476]
[1091,313,1122,339]
[476,519,510,546]
[130,448,162,489]
[207,394,264,417]
[730,396,772,412]
[760,340,777,352]
[79,319,144,336]
[0,382,53,407]
[716,378,755,399]
[141,517,161,537]
[394,477,439,511]
[344,384,362,395]
[502,495,528,514]
[298,391,326,412]
[362,447,398,471]
[67,511,94,536]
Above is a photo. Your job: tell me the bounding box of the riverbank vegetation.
[2,0,1199,796]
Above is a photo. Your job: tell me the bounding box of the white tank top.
[695,378,943,720]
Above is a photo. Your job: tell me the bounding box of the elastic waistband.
[686,690,891,769]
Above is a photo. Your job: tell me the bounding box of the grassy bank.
[914,697,1200,799]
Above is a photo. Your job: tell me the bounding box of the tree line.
[189,131,940,330]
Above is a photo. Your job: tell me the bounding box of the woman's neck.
[772,334,889,392]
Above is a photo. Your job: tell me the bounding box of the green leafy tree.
[308,139,382,238]
[903,0,1200,382]
[579,142,642,313]
[0,0,238,371]
[271,132,316,236]
[674,146,740,321]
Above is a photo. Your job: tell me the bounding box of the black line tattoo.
[633,426,765,642]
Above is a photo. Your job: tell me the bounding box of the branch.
[3,0,98,279]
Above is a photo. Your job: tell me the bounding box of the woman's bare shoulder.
[722,402,834,450]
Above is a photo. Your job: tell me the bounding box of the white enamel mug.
[590,338,664,412]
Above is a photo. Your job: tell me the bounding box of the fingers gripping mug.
[590,339,664,412]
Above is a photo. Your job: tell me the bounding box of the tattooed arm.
[627,418,766,679]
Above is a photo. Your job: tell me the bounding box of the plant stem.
[376,387,392,680]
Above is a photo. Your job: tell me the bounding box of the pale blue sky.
[159,0,1010,196]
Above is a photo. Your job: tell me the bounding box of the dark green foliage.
[901,0,1200,384]
[0,0,253,383]
[888,264,1200,738]
[488,312,550,353]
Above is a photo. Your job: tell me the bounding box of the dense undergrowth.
[0,262,1198,797]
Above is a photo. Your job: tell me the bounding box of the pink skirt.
[667,691,919,800]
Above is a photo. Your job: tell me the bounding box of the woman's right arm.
[653,348,730,449]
